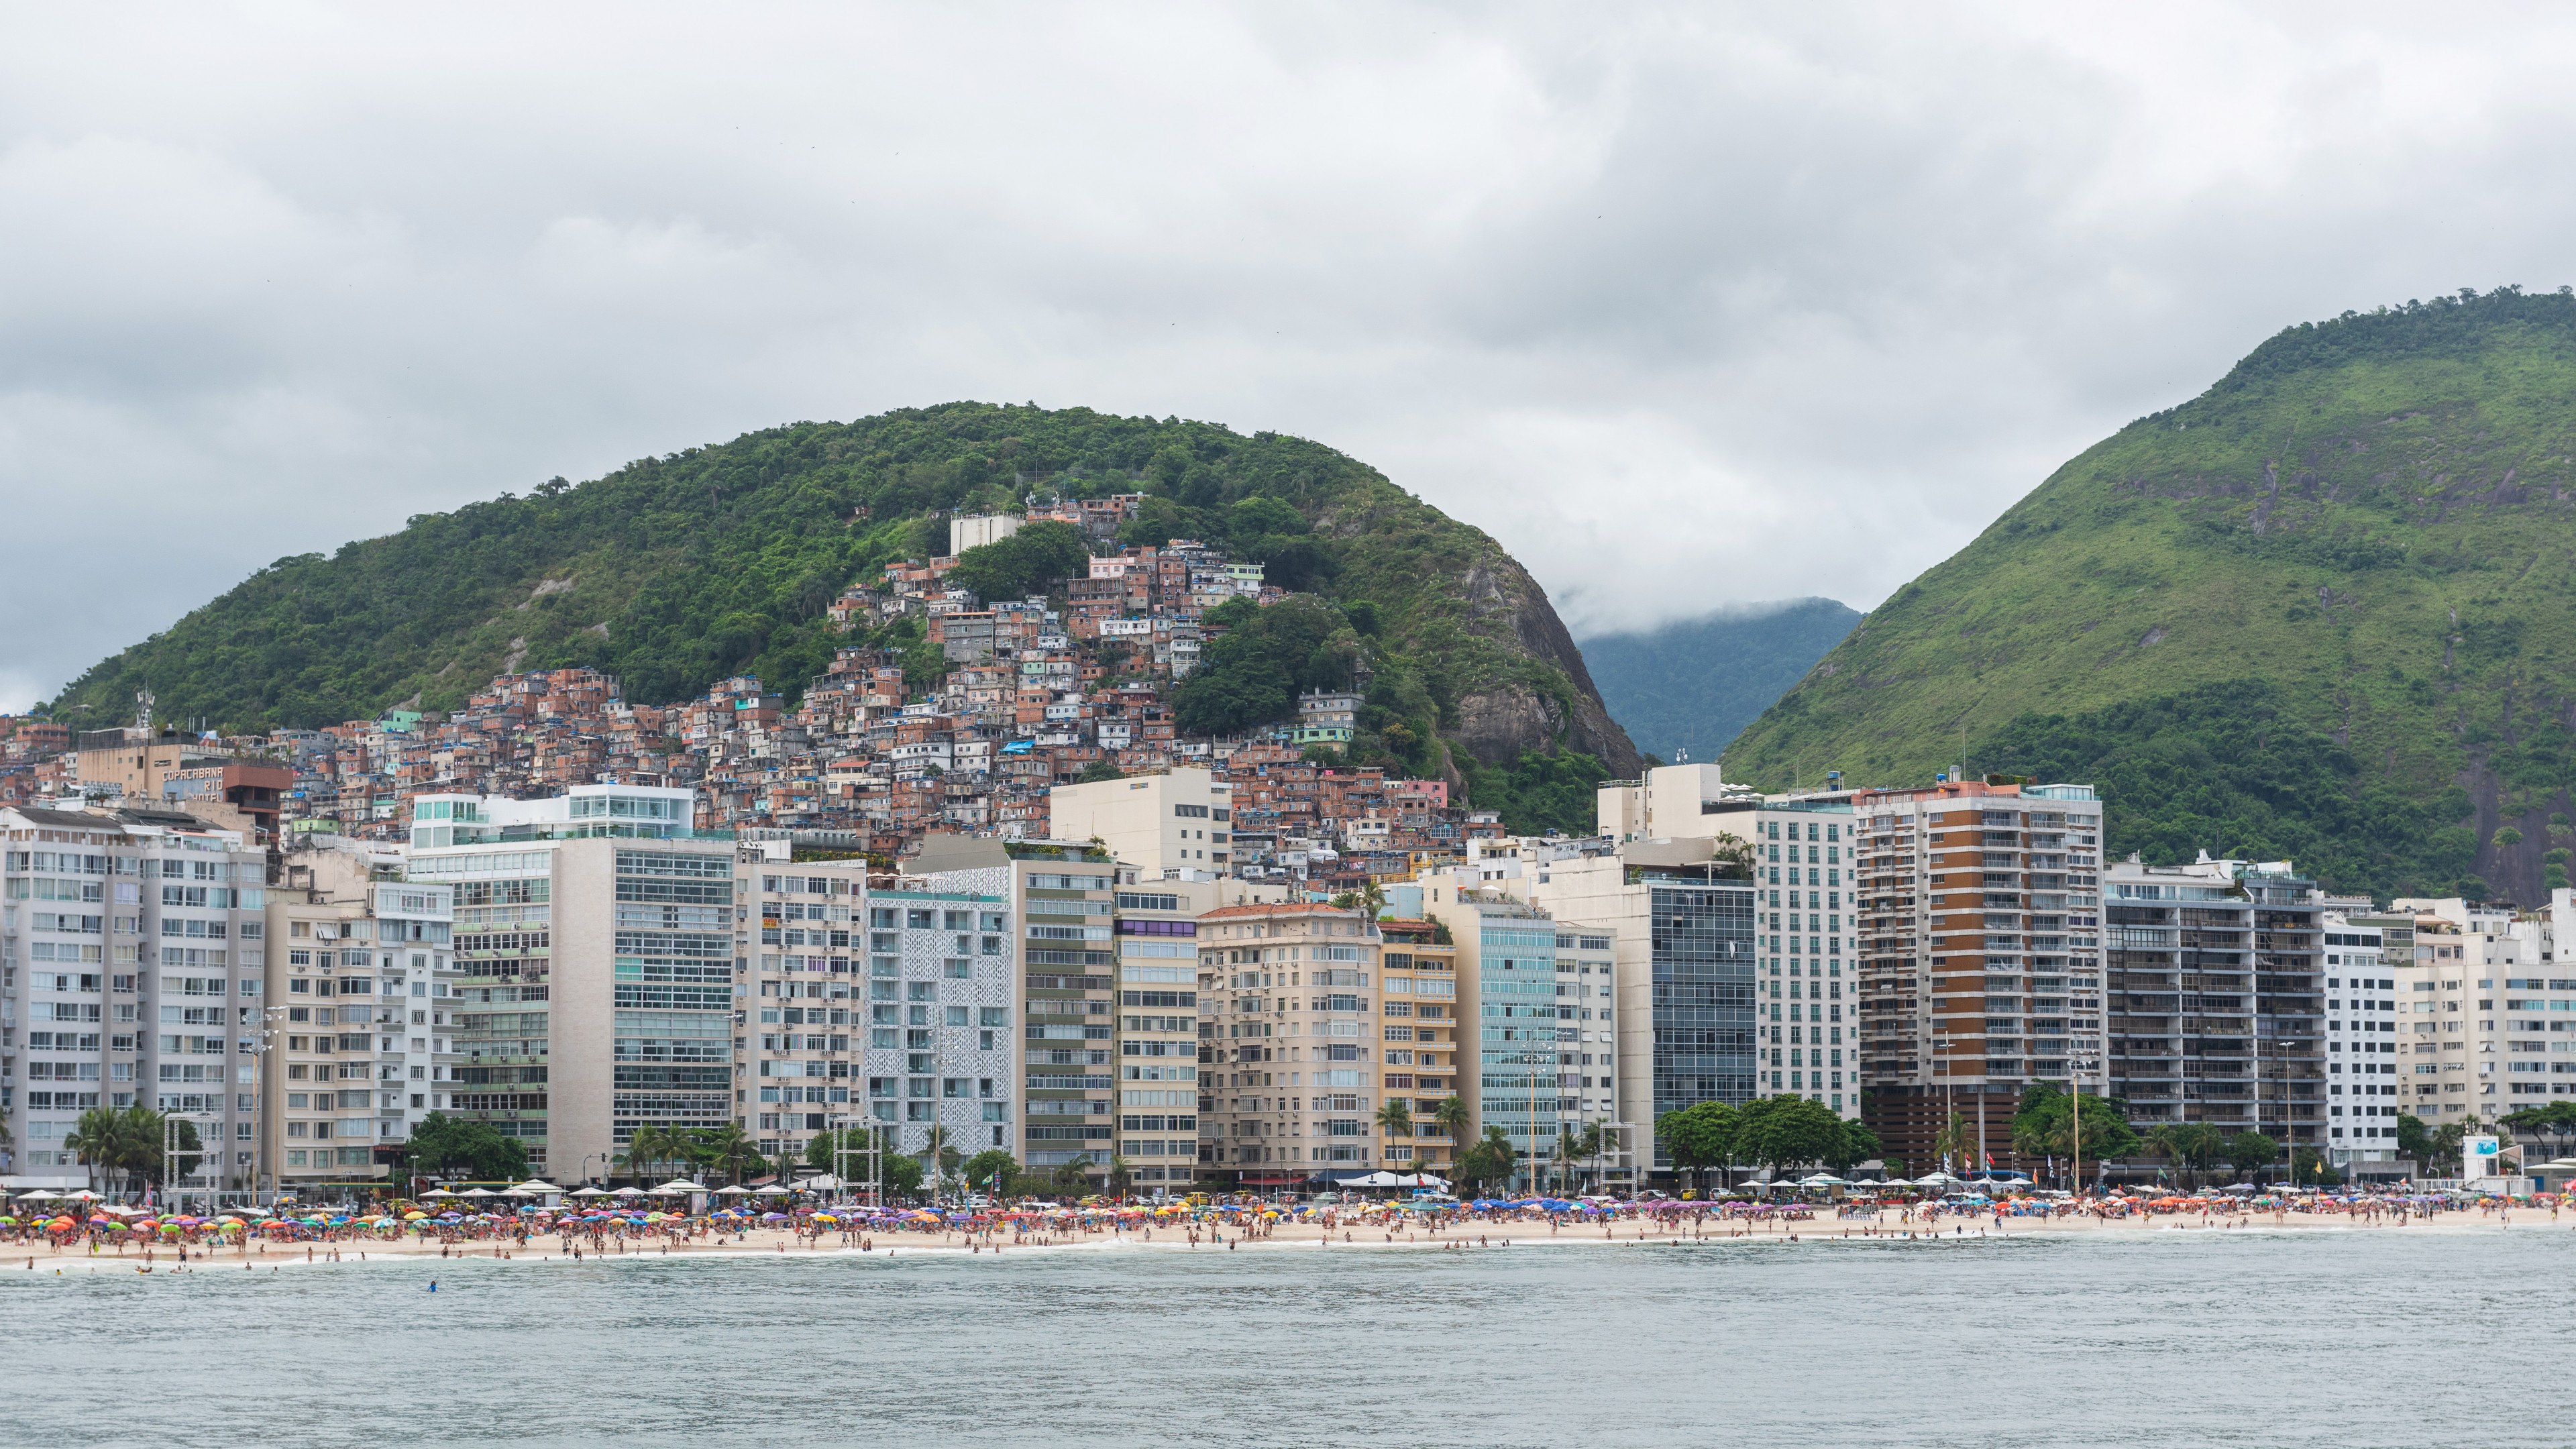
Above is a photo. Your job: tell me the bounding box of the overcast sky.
[8,3,2576,711]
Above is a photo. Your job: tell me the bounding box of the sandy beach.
[11,1201,2561,1274]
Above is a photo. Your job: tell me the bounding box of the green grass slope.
[44,403,1635,828]
[1725,287,2576,903]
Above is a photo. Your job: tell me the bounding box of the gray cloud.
[7,2,2576,709]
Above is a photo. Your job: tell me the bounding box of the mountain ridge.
[1578,598,1860,768]
[43,403,1638,812]
[1723,286,2576,903]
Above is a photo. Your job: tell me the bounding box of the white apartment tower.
[3,804,271,1196]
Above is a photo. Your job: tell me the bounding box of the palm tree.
[1575,1118,1613,1193]
[2149,1122,2222,1189]
[1550,1129,1585,1195]
[113,1104,198,1197]
[621,1124,688,1185]
[919,1123,953,1195]
[1375,1097,1414,1169]
[692,1124,756,1186]
[1432,1095,1471,1144]
[1053,1155,1095,1195]
[1460,1125,1517,1197]
[64,1106,128,1195]
[2011,1112,2060,1187]
[2183,1122,2226,1188]
[1106,1155,1134,1199]
[2145,1123,2183,1187]
[1429,1095,1470,1181]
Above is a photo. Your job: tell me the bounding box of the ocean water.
[8,1226,2569,1446]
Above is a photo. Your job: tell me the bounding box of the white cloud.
[8,1,2576,706]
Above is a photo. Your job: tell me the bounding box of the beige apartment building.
[1110,875,1222,1191]
[264,895,391,1195]
[737,847,873,1171]
[1048,767,1234,880]
[2387,897,2565,1126]
[1197,902,1385,1189]
[260,841,457,1197]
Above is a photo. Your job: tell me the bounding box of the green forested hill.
[44,404,1636,829]
[1726,288,2576,904]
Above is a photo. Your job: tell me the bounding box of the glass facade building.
[1646,880,1760,1122]
[1475,913,1562,1163]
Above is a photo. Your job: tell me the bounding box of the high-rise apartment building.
[1590,765,2106,1176]
[1108,873,1295,1195]
[407,784,736,1183]
[1840,783,2105,1172]
[1519,845,1750,1187]
[2104,856,2323,1153]
[1108,875,1213,1191]
[1371,917,1461,1180]
[2389,896,2571,1126]
[844,876,1016,1171]
[262,842,455,1195]
[2320,907,2410,1175]
[739,851,865,1169]
[3,804,271,1195]
[1198,902,1385,1189]
[909,835,1120,1182]
[1419,894,1629,1189]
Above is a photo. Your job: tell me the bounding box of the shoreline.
[9,1208,2557,1274]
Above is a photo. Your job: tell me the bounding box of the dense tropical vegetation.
[1652,1096,1882,1193]
[1728,287,2576,902]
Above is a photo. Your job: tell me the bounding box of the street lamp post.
[246,1006,286,1205]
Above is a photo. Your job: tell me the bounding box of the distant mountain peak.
[1580,598,1859,768]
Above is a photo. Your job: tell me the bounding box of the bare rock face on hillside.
[1448,560,1642,775]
